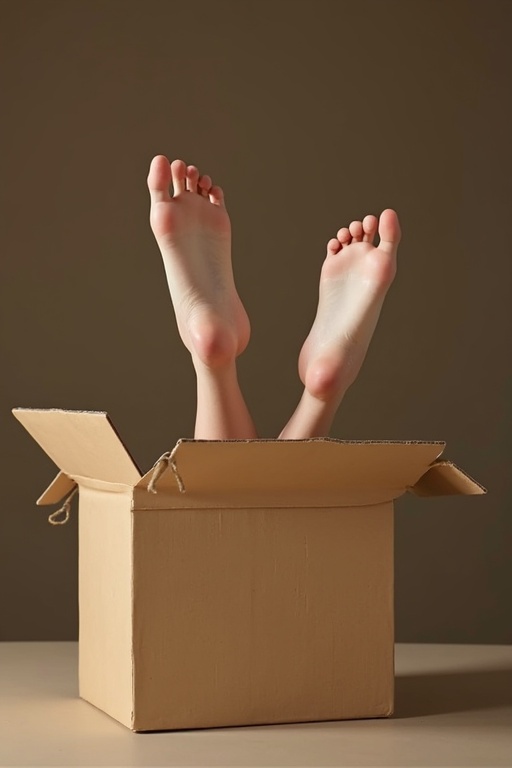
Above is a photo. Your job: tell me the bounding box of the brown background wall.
[1,0,510,643]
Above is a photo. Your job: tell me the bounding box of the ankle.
[278,389,340,439]
[192,354,238,384]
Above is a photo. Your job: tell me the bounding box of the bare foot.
[147,156,250,368]
[299,209,401,402]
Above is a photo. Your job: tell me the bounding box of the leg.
[147,156,257,439]
[279,210,401,439]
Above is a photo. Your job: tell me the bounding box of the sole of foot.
[299,209,401,402]
[147,156,250,368]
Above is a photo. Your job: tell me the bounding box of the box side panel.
[132,503,394,731]
[78,487,133,729]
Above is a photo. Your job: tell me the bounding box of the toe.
[327,238,341,255]
[349,220,364,242]
[209,185,225,207]
[378,209,401,254]
[186,165,200,193]
[337,227,351,246]
[362,214,378,243]
[198,174,212,198]
[147,155,172,203]
[170,159,187,196]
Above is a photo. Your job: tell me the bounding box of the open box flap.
[37,471,77,506]
[13,408,141,486]
[410,460,486,496]
[136,438,448,499]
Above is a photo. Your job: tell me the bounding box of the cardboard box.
[13,407,485,731]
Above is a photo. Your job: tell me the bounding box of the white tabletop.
[0,642,511,767]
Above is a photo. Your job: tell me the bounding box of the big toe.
[378,209,401,253]
[147,155,172,203]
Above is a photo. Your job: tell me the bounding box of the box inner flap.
[37,471,77,506]
[137,438,446,497]
[13,408,141,485]
[411,461,486,496]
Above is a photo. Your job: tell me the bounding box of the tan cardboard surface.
[36,471,77,505]
[78,485,133,729]
[135,438,446,498]
[12,408,141,485]
[412,460,486,496]
[131,503,394,730]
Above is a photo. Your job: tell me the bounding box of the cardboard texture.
[12,407,485,732]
